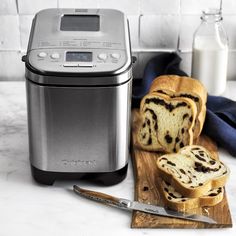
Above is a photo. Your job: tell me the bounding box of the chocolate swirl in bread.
[137,92,197,153]
[159,178,224,211]
[156,145,229,198]
[149,75,207,139]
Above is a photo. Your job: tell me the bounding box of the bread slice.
[158,178,224,212]
[137,92,197,153]
[149,75,207,139]
[156,145,229,198]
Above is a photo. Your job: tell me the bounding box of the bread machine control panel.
[27,9,131,74]
[29,48,126,73]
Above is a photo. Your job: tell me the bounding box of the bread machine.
[22,8,132,185]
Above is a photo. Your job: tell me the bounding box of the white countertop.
[0,81,236,236]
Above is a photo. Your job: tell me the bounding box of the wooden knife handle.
[73,185,121,206]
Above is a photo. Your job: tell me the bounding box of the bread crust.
[156,145,229,198]
[137,92,197,153]
[158,177,224,212]
[149,75,207,139]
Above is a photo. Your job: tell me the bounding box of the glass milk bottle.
[191,9,228,95]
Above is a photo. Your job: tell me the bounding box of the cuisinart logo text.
[61,159,96,166]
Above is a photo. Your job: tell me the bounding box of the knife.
[73,185,216,224]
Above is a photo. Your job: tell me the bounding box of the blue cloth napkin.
[132,52,187,107]
[204,96,236,156]
[132,52,236,156]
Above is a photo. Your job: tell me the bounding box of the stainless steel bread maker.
[22,9,132,185]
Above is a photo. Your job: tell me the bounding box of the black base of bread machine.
[31,164,128,186]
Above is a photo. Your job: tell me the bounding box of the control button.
[78,63,93,67]
[38,52,47,58]
[97,53,107,61]
[51,53,60,59]
[63,63,78,67]
[111,53,120,59]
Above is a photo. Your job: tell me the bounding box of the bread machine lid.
[24,8,132,86]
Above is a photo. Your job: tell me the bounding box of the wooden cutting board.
[131,109,232,228]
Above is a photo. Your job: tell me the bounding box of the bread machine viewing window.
[60,15,100,31]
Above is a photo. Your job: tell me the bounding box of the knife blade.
[73,185,216,224]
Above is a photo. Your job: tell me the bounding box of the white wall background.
[0,0,236,80]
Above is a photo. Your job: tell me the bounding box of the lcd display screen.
[60,15,99,31]
[66,52,92,62]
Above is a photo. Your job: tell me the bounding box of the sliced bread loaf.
[137,92,197,153]
[158,178,224,211]
[149,75,207,139]
[156,145,229,198]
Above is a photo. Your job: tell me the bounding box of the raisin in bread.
[149,75,207,139]
[137,92,197,153]
[156,145,229,198]
[158,178,224,212]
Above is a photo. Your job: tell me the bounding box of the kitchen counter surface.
[0,81,236,236]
